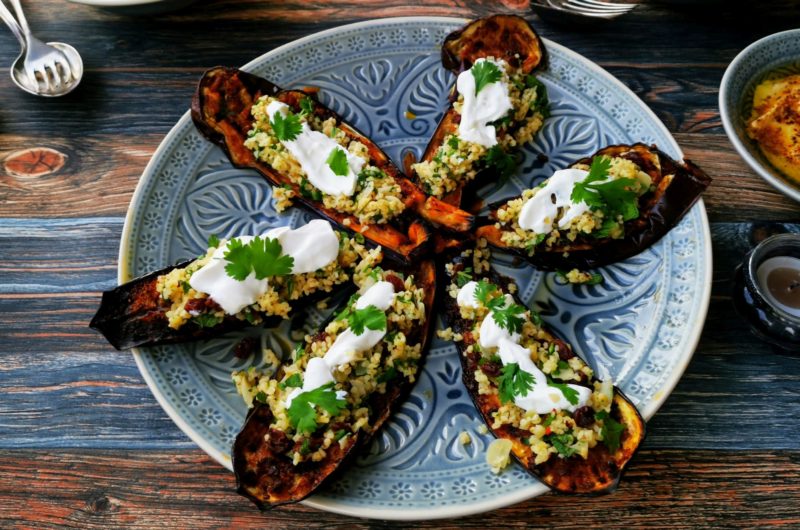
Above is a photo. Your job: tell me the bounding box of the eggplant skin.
[232,260,438,509]
[89,261,258,350]
[441,14,546,74]
[477,143,712,270]
[191,67,474,266]
[441,253,646,494]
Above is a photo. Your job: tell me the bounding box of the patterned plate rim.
[119,16,712,520]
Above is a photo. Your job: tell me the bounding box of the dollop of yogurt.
[518,168,591,235]
[284,357,348,408]
[189,220,340,315]
[266,101,365,197]
[456,280,480,309]
[456,58,513,147]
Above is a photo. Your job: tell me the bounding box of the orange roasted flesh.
[233,260,437,508]
[441,252,645,494]
[476,143,711,270]
[191,67,475,265]
[747,74,800,183]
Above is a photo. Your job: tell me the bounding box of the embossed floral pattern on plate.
[120,17,711,520]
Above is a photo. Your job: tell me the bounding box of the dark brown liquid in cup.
[767,267,800,309]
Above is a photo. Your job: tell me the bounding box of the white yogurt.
[284,356,348,408]
[456,280,480,309]
[266,101,364,197]
[518,168,591,235]
[456,58,513,147]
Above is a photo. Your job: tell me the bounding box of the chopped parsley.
[546,376,580,406]
[334,429,348,441]
[192,313,222,328]
[293,343,306,361]
[471,60,502,95]
[473,279,526,334]
[497,362,535,404]
[377,366,398,383]
[347,305,387,336]
[299,96,315,116]
[279,373,303,390]
[207,234,220,248]
[571,156,640,223]
[546,432,577,457]
[483,145,517,182]
[287,382,347,434]
[455,267,473,287]
[596,410,625,453]
[556,269,604,285]
[269,110,303,142]
[223,236,294,281]
[299,178,323,201]
[326,147,350,177]
[254,391,267,404]
[478,354,501,366]
[542,412,556,427]
[524,75,551,119]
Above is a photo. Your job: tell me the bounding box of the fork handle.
[6,0,31,38]
[0,0,25,47]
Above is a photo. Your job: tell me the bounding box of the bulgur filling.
[445,244,625,465]
[232,259,427,466]
[412,57,549,197]
[244,95,406,225]
[494,155,654,254]
[155,228,379,330]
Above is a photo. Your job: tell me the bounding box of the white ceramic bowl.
[719,29,800,203]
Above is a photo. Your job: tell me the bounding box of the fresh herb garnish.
[596,410,625,453]
[455,267,473,287]
[334,429,348,441]
[287,382,347,434]
[192,313,222,328]
[556,269,604,285]
[279,373,303,390]
[181,280,191,294]
[254,391,267,404]
[207,234,220,248]
[223,236,294,281]
[543,412,556,427]
[571,156,640,223]
[347,305,387,336]
[471,60,502,95]
[447,135,460,150]
[377,366,398,383]
[478,354,501,366]
[299,96,314,116]
[497,362,535,404]
[483,145,517,182]
[546,376,580,406]
[300,438,312,455]
[546,432,577,457]
[326,147,350,177]
[473,279,499,307]
[529,310,543,327]
[525,75,551,119]
[491,303,526,334]
[270,110,303,142]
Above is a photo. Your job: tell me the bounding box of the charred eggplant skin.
[191,67,474,265]
[440,251,646,494]
[232,260,438,509]
[89,261,264,350]
[477,143,712,270]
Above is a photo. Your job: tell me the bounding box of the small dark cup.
[733,233,800,350]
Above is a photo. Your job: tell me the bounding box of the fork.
[533,0,637,20]
[7,0,75,91]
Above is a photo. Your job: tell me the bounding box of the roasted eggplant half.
[192,66,474,265]
[476,143,712,270]
[440,244,645,493]
[232,259,437,508]
[90,220,378,350]
[411,15,548,207]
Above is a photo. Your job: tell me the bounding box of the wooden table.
[2,1,800,527]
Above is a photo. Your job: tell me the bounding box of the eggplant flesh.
[441,251,645,494]
[233,260,438,509]
[191,67,474,265]
[477,143,712,270]
[89,261,265,350]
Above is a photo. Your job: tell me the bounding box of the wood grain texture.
[0,449,797,528]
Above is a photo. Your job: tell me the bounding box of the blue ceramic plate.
[120,17,712,520]
[720,29,800,203]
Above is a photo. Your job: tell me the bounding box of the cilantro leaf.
[497,363,535,404]
[192,313,222,328]
[455,267,473,288]
[471,60,502,94]
[473,279,498,308]
[348,305,387,336]
[279,373,302,390]
[546,432,577,457]
[207,234,220,248]
[546,377,580,406]
[287,382,347,434]
[299,96,315,116]
[491,302,526,334]
[593,218,620,239]
[571,156,640,224]
[326,147,350,177]
[223,236,294,281]
[254,391,267,404]
[270,110,303,142]
[596,410,625,453]
[483,145,517,182]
